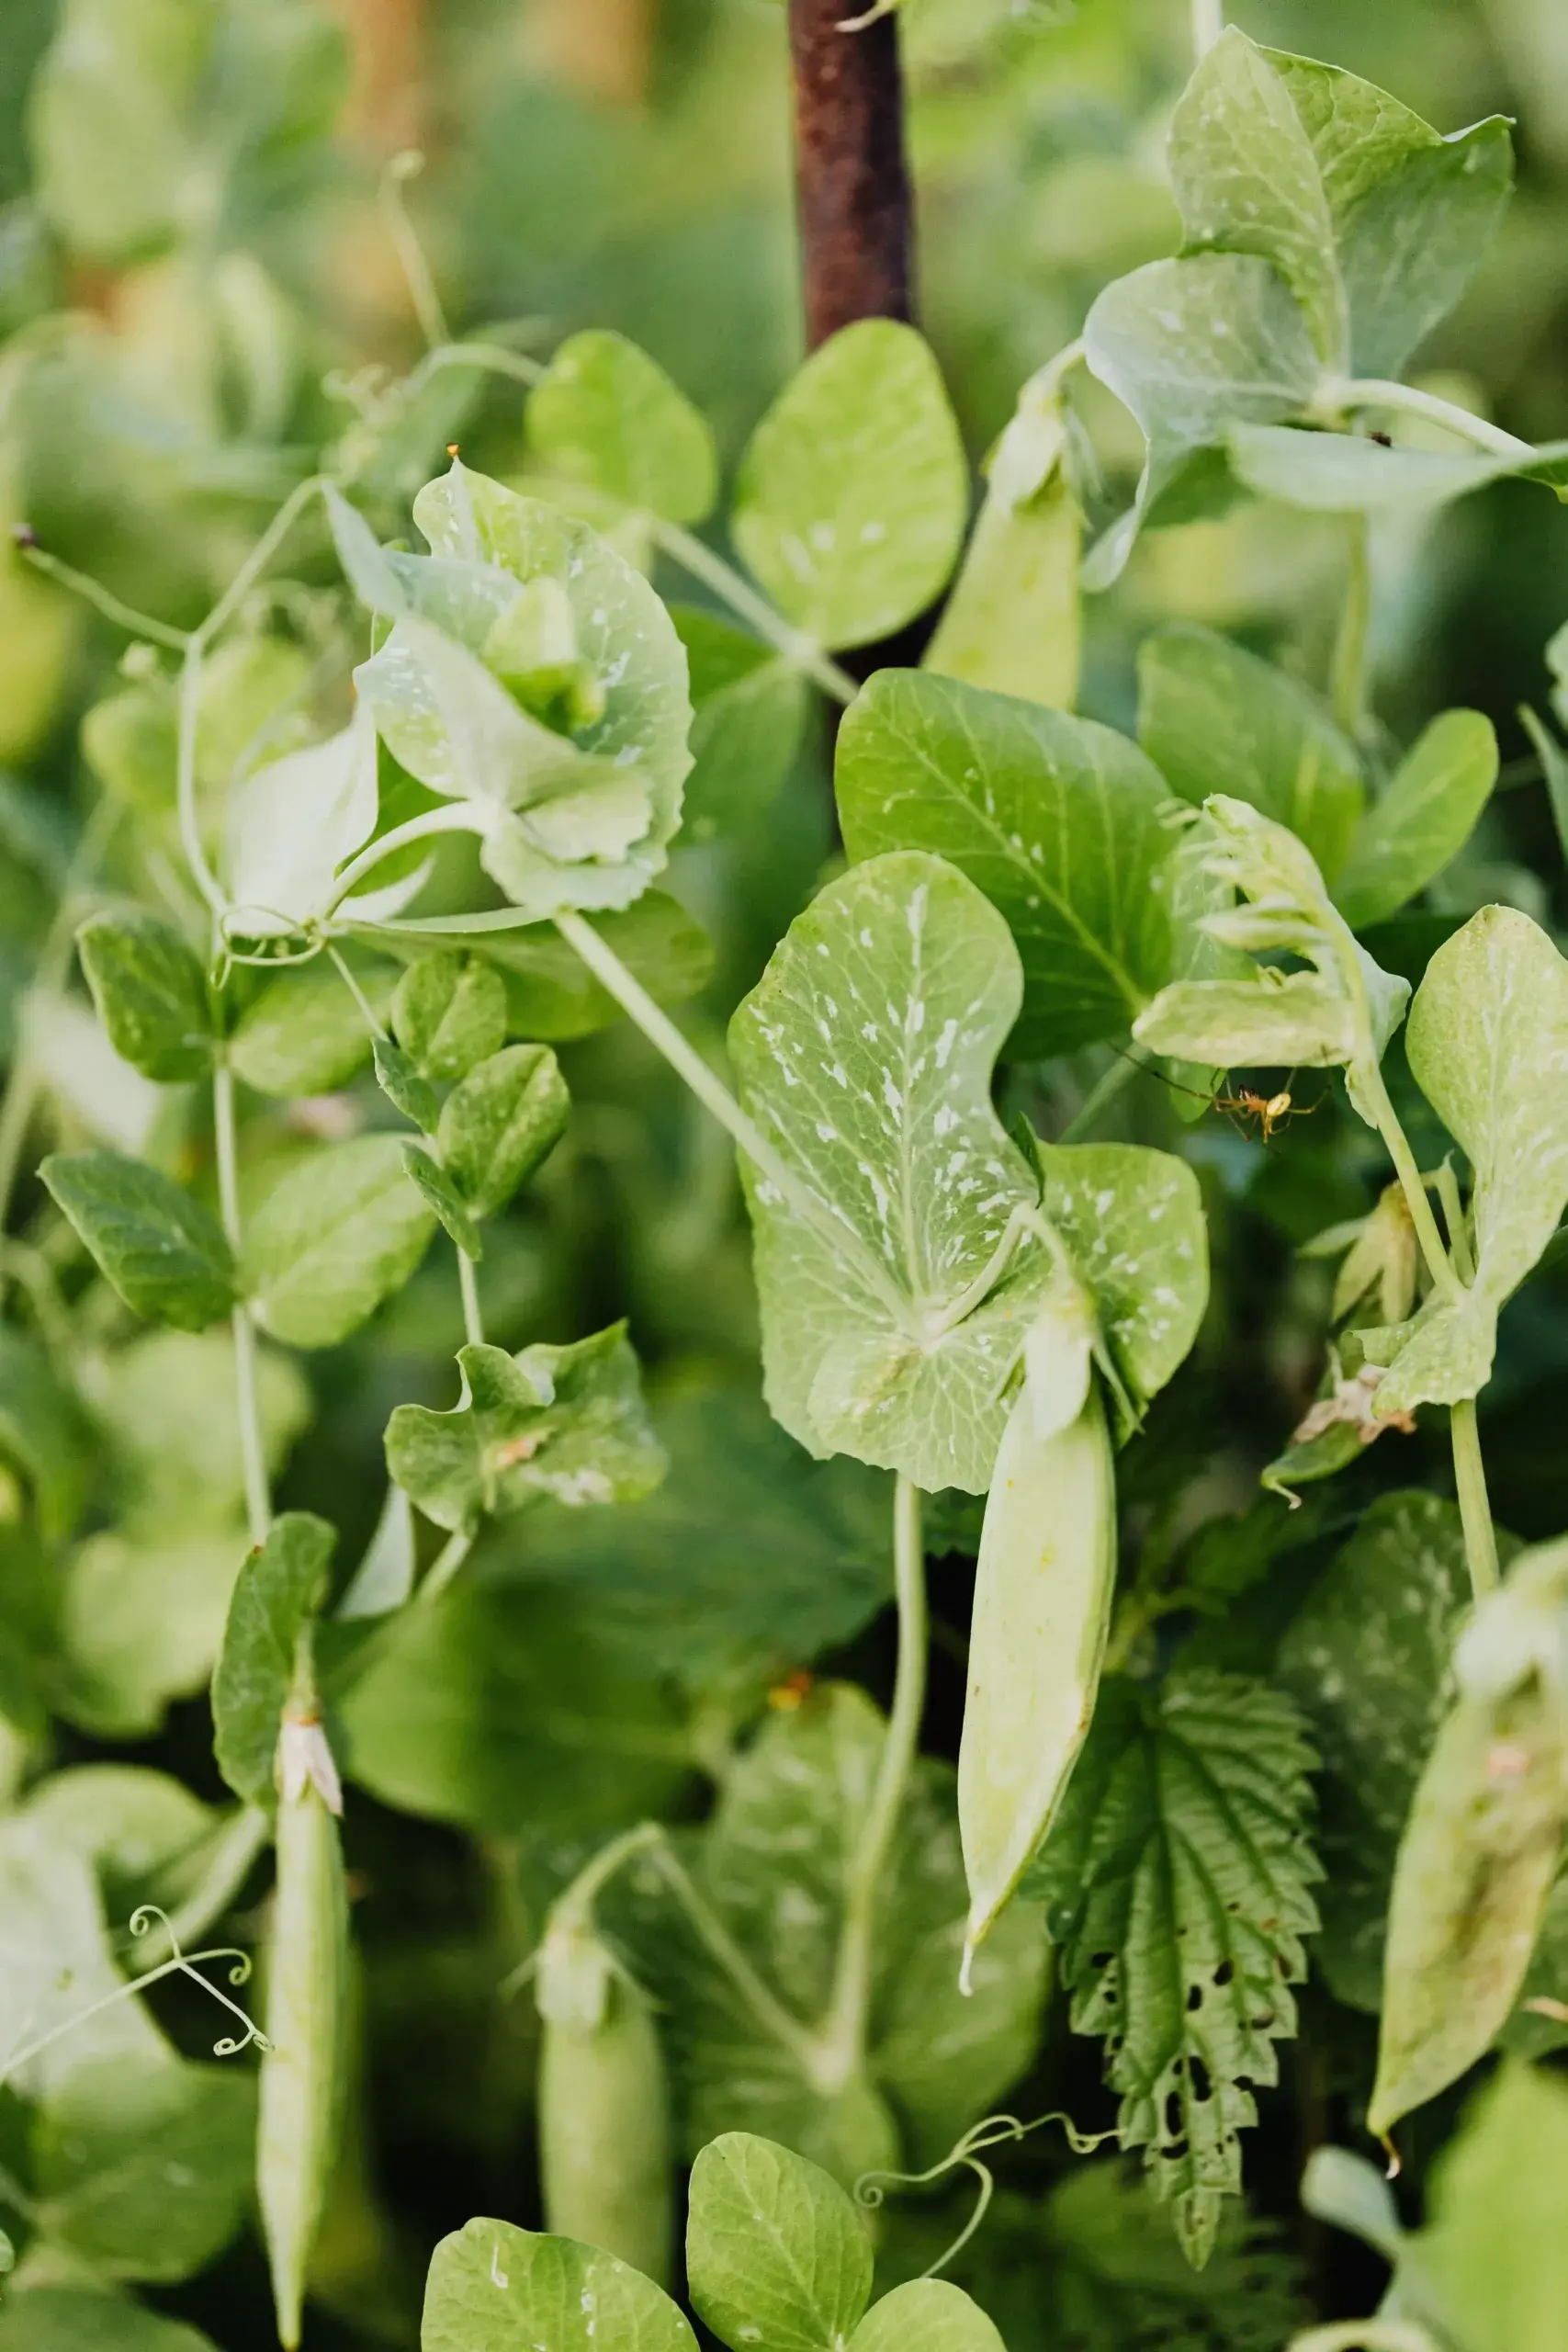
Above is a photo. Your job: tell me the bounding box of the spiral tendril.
[0,1908,271,2090]
[853,2109,1121,2280]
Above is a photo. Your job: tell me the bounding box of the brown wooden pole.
[787,0,914,348]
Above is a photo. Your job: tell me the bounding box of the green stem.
[17,545,190,650]
[418,1528,473,1607]
[1328,379,1534,461]
[1331,514,1371,739]
[213,1059,270,1548]
[197,476,330,653]
[326,802,483,910]
[1354,1061,1457,1300]
[457,1247,484,1348]
[381,153,452,354]
[1432,1159,1475,1283]
[326,944,389,1041]
[405,339,547,401]
[1057,1044,1149,1144]
[1190,0,1224,59]
[177,641,226,916]
[649,519,858,706]
[1451,1399,1500,1600]
[818,1476,927,2090]
[550,1823,664,1928]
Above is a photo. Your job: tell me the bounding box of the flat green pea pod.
[958,1375,1116,1984]
[536,1907,674,2290]
[259,1709,351,2350]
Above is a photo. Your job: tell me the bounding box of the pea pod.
[958,1377,1116,1980]
[259,1713,351,2350]
[536,1909,674,2289]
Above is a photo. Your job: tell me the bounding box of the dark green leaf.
[376,897,713,1043]
[390,951,508,1083]
[34,2052,254,2283]
[401,1146,482,1260]
[437,1045,570,1219]
[1333,710,1499,930]
[211,1512,334,1809]
[373,1038,439,1133]
[0,1327,91,1539]
[41,1151,235,1333]
[76,910,211,1083]
[0,2291,220,2351]
[671,609,807,847]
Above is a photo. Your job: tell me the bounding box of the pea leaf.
[422,2220,697,2352]
[437,1045,570,1218]
[228,954,394,1098]
[329,1584,689,1835]
[385,1328,664,1534]
[836,673,1176,1057]
[852,2284,1003,2352]
[212,1512,335,1809]
[226,706,398,941]
[730,851,1052,1495]
[61,1521,256,1741]
[374,1039,439,1133]
[1276,1491,1471,2011]
[76,911,211,1083]
[671,609,807,847]
[0,1816,169,2097]
[527,329,718,526]
[1136,625,1364,883]
[0,1328,91,1540]
[243,1135,437,1351]
[1026,1672,1320,2266]
[402,1146,482,1261]
[377,895,714,1043]
[95,1329,309,1521]
[390,951,507,1082]
[1033,1143,1209,1416]
[686,2133,872,2352]
[34,2052,254,2284]
[1369,907,1568,1416]
[1333,710,1499,929]
[0,2291,220,2351]
[1226,423,1512,513]
[614,1685,1046,2187]
[1404,2062,1568,2352]
[733,322,968,652]
[41,1151,236,1333]
[17,1767,219,1924]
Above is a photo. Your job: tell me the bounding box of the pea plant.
[6,2,1568,2348]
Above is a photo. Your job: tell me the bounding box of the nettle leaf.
[1370,907,1568,1417]
[243,1135,437,1350]
[614,1684,1047,2188]
[76,910,212,1083]
[437,1045,570,1219]
[527,328,719,526]
[730,852,1050,1495]
[212,1512,335,1809]
[329,1583,688,1835]
[836,673,1176,1057]
[42,1150,236,1332]
[686,2133,872,2352]
[228,953,394,1097]
[226,705,398,941]
[733,321,968,653]
[422,2220,697,2352]
[1034,1143,1209,1415]
[1136,625,1363,883]
[672,608,807,847]
[1276,1491,1471,2012]
[390,951,507,1082]
[385,1327,664,1534]
[1026,1673,1320,2266]
[1334,710,1499,930]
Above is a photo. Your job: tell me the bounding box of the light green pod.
[958,1378,1116,1980]
[259,1758,350,2350]
[536,1917,674,2289]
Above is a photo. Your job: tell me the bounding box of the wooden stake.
[787,0,914,348]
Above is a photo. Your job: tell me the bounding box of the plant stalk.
[649,519,857,705]
[1190,0,1225,58]
[787,0,915,348]
[417,1528,473,1607]
[457,1246,484,1347]
[1331,514,1372,739]
[214,1058,271,1549]
[1451,1399,1500,1600]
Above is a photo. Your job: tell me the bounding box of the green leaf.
[243,1135,437,1351]
[685,2132,873,2352]
[527,329,718,526]
[76,911,211,1084]
[1333,710,1499,929]
[0,1816,168,2098]
[228,955,394,1098]
[437,1045,570,1218]
[1135,624,1364,882]
[211,1512,335,1809]
[1034,1144,1209,1415]
[41,1150,236,1333]
[852,2283,1004,2352]
[1276,1491,1471,2011]
[17,1765,219,1926]
[1404,2062,1568,2352]
[377,895,714,1043]
[373,1038,439,1133]
[422,2220,697,2352]
[390,951,507,1082]
[730,852,1052,1494]
[836,672,1176,1057]
[385,1328,663,1534]
[226,707,391,940]
[95,1329,308,1521]
[0,1327,91,1540]
[671,609,807,847]
[329,1583,688,1835]
[401,1146,483,1261]
[60,1521,255,1740]
[732,322,968,652]
[0,2291,220,2351]
[1371,906,1568,1416]
[1227,422,1510,513]
[34,2052,254,2283]
[1027,1673,1320,2265]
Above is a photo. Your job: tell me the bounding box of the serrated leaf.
[76,910,211,1083]
[527,328,718,526]
[228,954,394,1097]
[1334,709,1499,929]
[212,1512,334,1808]
[385,1327,663,1534]
[733,322,967,652]
[1026,1673,1320,2265]
[373,1037,439,1132]
[401,1145,482,1260]
[686,2133,872,2352]
[243,1135,437,1350]
[729,852,1051,1494]
[1136,624,1363,882]
[836,672,1176,1057]
[389,950,507,1081]
[423,2221,696,2352]
[42,1150,236,1333]
[1276,1491,1471,2011]
[437,1044,570,1218]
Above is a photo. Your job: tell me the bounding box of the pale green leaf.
[733,322,968,652]
[17,1765,219,1925]
[390,951,507,1082]
[334,1484,415,1623]
[95,1328,308,1521]
[211,1511,334,1809]
[228,953,394,1098]
[402,1145,482,1261]
[0,1327,91,1540]
[730,852,1049,1494]
[0,2290,219,2351]
[374,1038,439,1132]
[1227,422,1509,512]
[423,2221,697,2352]
[1403,2062,1568,2352]
[685,2133,872,2352]
[372,895,713,1041]
[0,1816,168,2098]
[1136,623,1364,882]
[852,2282,1004,2352]
[35,2052,254,2283]
[437,1045,570,1218]
[527,329,718,526]
[243,1135,437,1351]
[836,673,1175,1057]
[76,911,211,1083]
[1334,710,1499,929]
[1034,1143,1208,1411]
[226,706,384,941]
[60,1520,254,1740]
[41,1150,235,1333]
[1026,1673,1320,2266]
